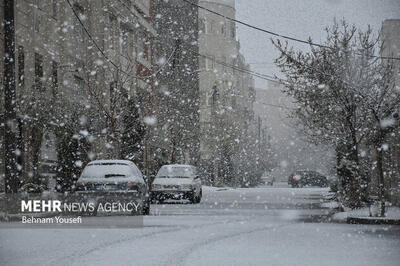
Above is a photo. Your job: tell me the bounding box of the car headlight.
[181,184,193,190]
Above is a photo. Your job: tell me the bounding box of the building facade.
[381,19,400,204]
[198,0,258,185]
[152,0,200,167]
[0,0,156,189]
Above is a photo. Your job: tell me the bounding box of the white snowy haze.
[236,0,400,88]
[236,0,400,180]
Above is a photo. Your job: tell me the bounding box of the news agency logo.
[21,200,141,213]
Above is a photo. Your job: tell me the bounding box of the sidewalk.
[332,206,400,225]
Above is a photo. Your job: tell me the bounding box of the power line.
[115,0,284,84]
[181,0,400,61]
[258,102,291,110]
[69,0,280,88]
[191,49,282,83]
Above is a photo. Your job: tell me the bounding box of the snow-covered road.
[1,184,400,266]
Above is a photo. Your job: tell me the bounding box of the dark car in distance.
[288,170,328,188]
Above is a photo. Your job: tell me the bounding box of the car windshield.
[156,166,195,178]
[80,164,132,179]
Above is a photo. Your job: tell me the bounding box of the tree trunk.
[336,143,362,208]
[376,147,386,217]
[3,0,19,193]
[31,126,43,184]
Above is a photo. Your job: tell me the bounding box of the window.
[108,15,115,49]
[52,61,58,96]
[172,39,181,68]
[209,20,215,34]
[73,75,84,96]
[221,56,226,72]
[74,19,83,41]
[110,81,117,100]
[144,37,150,60]
[221,23,225,36]
[200,56,206,69]
[137,32,145,58]
[51,0,57,18]
[35,53,43,90]
[120,28,129,55]
[18,46,25,90]
[206,56,215,71]
[137,39,144,58]
[232,97,236,109]
[34,10,42,33]
[199,19,206,34]
[211,85,218,106]
[73,4,84,41]
[230,22,235,39]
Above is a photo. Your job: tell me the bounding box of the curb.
[347,217,400,225]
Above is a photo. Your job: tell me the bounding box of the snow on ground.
[333,206,400,222]
[1,184,399,266]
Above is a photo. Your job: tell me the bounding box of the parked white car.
[151,164,202,204]
[75,160,150,215]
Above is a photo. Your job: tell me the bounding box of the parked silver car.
[151,164,202,204]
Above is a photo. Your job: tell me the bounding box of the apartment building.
[381,19,400,204]
[198,0,257,184]
[0,0,155,187]
[152,0,200,167]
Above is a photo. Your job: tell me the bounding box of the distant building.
[381,19,400,87]
[253,81,335,180]
[381,19,400,204]
[198,0,257,185]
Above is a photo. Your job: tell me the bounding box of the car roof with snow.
[157,164,197,177]
[161,164,195,168]
[87,160,135,166]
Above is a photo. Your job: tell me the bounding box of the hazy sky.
[235,0,400,88]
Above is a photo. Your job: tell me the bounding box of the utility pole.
[3,0,19,193]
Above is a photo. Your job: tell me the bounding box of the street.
[1,183,399,266]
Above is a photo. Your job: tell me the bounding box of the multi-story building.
[0,0,156,189]
[381,19,400,87]
[152,0,200,167]
[198,0,257,185]
[381,19,400,204]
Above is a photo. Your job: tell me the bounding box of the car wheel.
[142,198,151,215]
[189,192,196,204]
[197,189,202,203]
[157,197,165,204]
[142,205,150,215]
